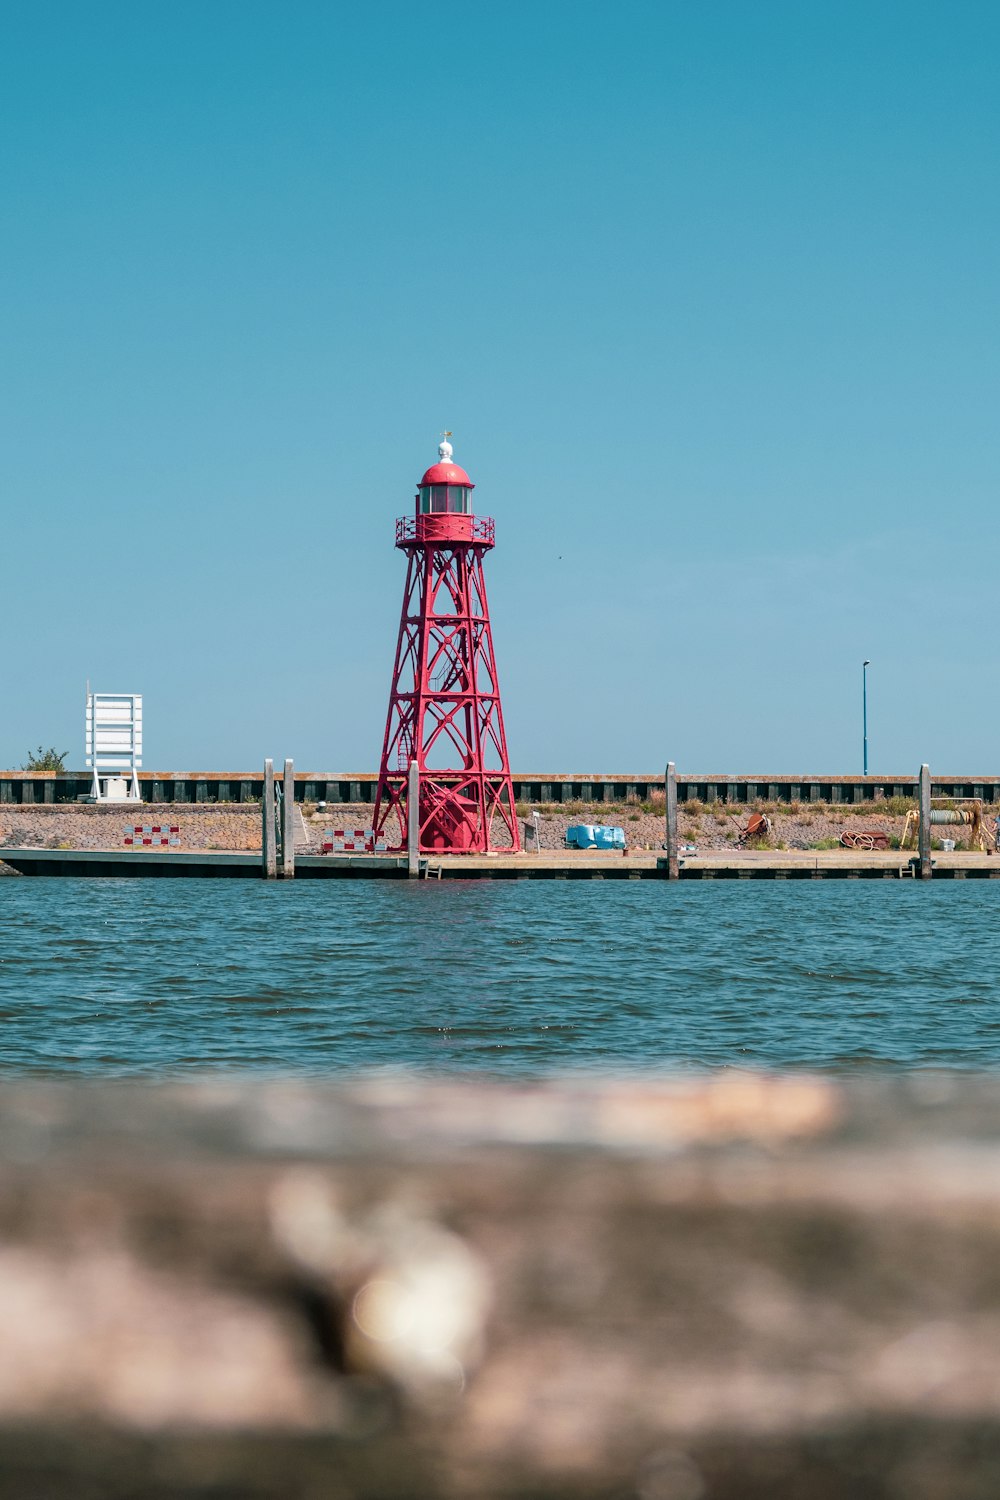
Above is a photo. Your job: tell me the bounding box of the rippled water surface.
[1,879,998,1074]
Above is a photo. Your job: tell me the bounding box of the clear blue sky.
[2,1,998,774]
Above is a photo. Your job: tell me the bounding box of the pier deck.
[2,848,999,879]
[427,849,1000,879]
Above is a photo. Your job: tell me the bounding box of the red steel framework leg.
[373,445,520,855]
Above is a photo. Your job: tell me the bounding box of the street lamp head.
[863,660,871,667]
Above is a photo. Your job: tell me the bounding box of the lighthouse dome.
[418,460,474,488]
[416,440,476,518]
[419,436,475,489]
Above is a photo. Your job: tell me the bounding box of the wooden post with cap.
[918,763,932,879]
[664,762,679,880]
[407,760,420,878]
[281,759,295,880]
[262,759,277,880]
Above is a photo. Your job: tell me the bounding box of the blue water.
[0,879,997,1075]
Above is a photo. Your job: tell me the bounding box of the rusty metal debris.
[737,812,770,847]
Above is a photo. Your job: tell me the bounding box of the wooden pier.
[423,849,1000,879]
[3,847,1000,879]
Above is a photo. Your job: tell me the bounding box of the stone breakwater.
[0,799,936,858]
[0,805,404,859]
[522,799,923,852]
[0,804,264,854]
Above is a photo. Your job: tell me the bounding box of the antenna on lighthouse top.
[438,431,454,463]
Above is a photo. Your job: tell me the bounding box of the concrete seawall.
[3,770,999,805]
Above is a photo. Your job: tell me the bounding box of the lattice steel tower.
[373,440,520,853]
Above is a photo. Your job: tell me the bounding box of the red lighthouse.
[372,440,520,853]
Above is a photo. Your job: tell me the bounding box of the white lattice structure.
[86,692,142,801]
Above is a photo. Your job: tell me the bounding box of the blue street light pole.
[863,660,871,776]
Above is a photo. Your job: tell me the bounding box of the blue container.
[593,825,626,849]
[565,824,625,850]
[565,824,597,849]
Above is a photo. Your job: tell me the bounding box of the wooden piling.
[281,759,295,880]
[407,760,420,879]
[262,759,277,880]
[918,762,932,879]
[664,761,679,879]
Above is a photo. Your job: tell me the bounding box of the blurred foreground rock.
[2,1073,1000,1496]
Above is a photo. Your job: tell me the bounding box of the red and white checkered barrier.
[124,825,180,847]
[320,828,387,854]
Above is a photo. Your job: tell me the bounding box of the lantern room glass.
[419,486,471,515]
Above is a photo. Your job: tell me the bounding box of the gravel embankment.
[518,800,924,852]
[0,805,264,853]
[1,797,976,858]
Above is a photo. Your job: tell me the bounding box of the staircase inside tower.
[394,726,413,772]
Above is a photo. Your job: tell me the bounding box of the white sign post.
[85,692,142,801]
